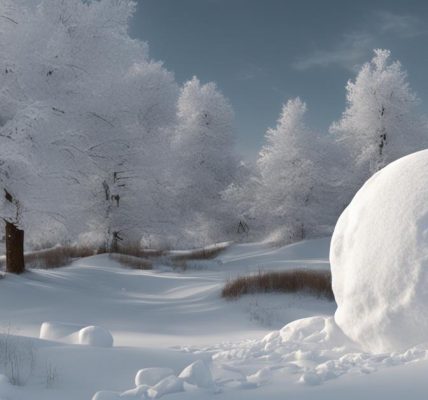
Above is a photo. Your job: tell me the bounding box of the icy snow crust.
[331,150,428,353]
[0,239,427,399]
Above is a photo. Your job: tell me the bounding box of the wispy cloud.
[293,11,428,71]
[236,63,265,81]
[377,11,427,38]
[293,32,373,72]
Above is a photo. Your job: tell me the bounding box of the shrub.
[222,269,334,300]
[0,245,104,270]
[0,241,228,271]
[170,243,229,263]
[109,254,152,270]
[24,245,102,269]
[45,360,58,388]
[0,328,36,386]
[115,243,165,258]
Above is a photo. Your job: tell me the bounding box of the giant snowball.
[331,150,428,353]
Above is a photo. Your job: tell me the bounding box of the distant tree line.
[227,49,426,244]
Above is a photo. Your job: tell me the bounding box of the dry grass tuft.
[169,243,230,270]
[115,243,165,258]
[222,269,334,300]
[24,245,103,269]
[170,246,227,263]
[0,241,229,271]
[109,253,152,270]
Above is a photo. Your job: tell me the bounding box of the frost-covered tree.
[221,160,256,236]
[330,49,426,182]
[0,0,180,270]
[255,98,339,243]
[173,77,237,246]
[30,0,179,250]
[78,57,178,251]
[1,0,244,261]
[0,0,96,272]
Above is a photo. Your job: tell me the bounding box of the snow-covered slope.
[0,238,425,399]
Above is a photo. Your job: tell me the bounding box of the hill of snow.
[0,238,425,399]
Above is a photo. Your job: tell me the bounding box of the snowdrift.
[40,321,114,347]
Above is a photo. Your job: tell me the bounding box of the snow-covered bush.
[0,330,35,386]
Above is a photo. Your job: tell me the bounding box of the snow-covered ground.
[0,238,425,399]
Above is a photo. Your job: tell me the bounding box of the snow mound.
[91,391,121,400]
[96,372,184,399]
[40,321,113,347]
[135,368,174,386]
[92,316,428,397]
[146,375,183,399]
[121,385,150,398]
[331,150,428,353]
[209,316,427,387]
[246,367,272,385]
[78,325,114,347]
[40,321,83,340]
[178,360,213,388]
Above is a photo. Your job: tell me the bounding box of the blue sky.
[131,0,428,160]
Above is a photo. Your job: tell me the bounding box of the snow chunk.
[147,375,183,399]
[246,367,272,385]
[331,150,428,353]
[40,321,83,340]
[40,321,114,347]
[121,385,150,398]
[91,391,121,400]
[178,360,213,388]
[279,316,350,349]
[135,368,174,387]
[78,326,114,347]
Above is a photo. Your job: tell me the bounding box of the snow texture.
[3,239,428,399]
[147,375,184,398]
[91,392,121,400]
[78,326,114,348]
[40,321,84,341]
[209,315,427,387]
[331,149,428,352]
[178,360,213,388]
[40,321,113,347]
[135,368,175,386]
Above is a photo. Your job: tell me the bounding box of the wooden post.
[4,189,25,274]
[5,220,25,274]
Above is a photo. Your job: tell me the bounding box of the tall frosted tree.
[222,161,261,240]
[0,0,96,272]
[173,77,237,246]
[0,0,180,270]
[255,98,338,243]
[80,56,178,251]
[330,49,426,182]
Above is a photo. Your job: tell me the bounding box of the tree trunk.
[111,233,118,253]
[5,221,25,274]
